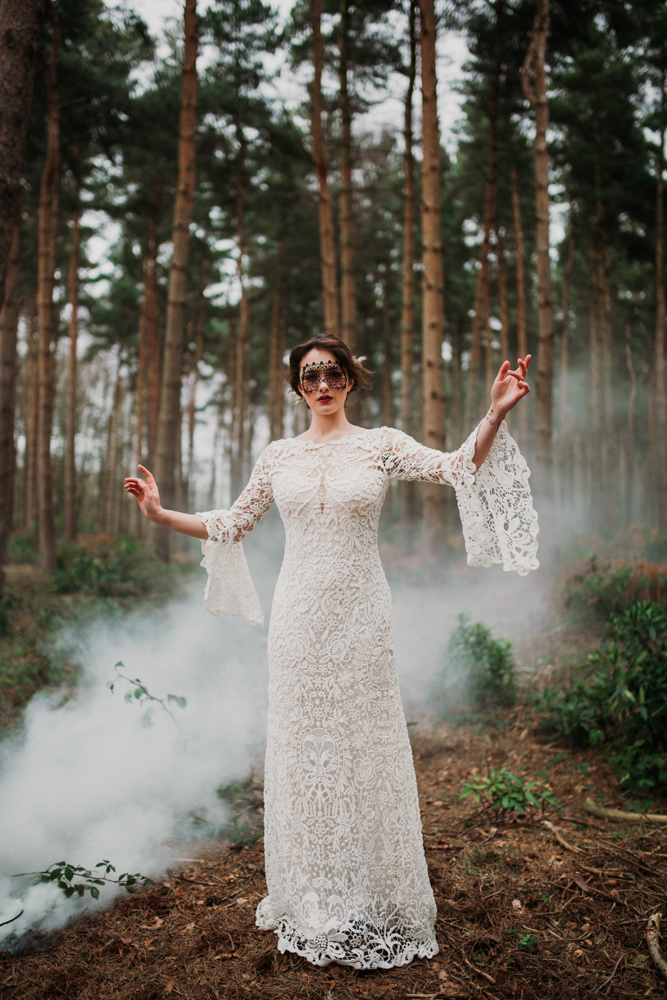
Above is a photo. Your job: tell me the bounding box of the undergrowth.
[565,556,667,622]
[540,600,667,794]
[433,615,516,715]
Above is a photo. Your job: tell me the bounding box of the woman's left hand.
[491,355,531,418]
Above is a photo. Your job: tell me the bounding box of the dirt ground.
[2,712,667,999]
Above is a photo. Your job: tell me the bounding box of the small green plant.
[51,538,180,600]
[433,615,516,713]
[13,860,155,900]
[107,661,187,723]
[460,766,558,818]
[507,930,539,950]
[540,600,667,792]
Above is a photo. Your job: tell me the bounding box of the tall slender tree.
[0,213,22,591]
[419,0,446,568]
[154,0,198,553]
[521,0,553,472]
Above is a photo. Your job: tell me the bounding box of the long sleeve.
[196,446,275,626]
[382,424,539,576]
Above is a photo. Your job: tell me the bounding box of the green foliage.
[15,860,154,901]
[507,930,539,950]
[565,557,667,622]
[434,615,516,714]
[460,766,558,818]
[217,775,265,845]
[51,538,180,600]
[107,661,187,723]
[540,601,667,792]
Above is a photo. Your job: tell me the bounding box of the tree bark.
[36,12,60,576]
[497,228,509,360]
[144,226,160,468]
[655,70,667,529]
[418,0,446,569]
[466,9,502,430]
[154,0,197,554]
[231,131,251,500]
[309,0,339,336]
[0,0,44,304]
[186,260,206,501]
[521,0,554,471]
[268,241,286,442]
[24,295,39,529]
[338,0,356,353]
[510,163,528,444]
[399,0,418,546]
[559,223,575,436]
[381,282,392,428]
[0,212,22,591]
[64,205,80,541]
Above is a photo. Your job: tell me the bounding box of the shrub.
[51,538,178,600]
[433,615,516,713]
[460,766,558,818]
[540,600,667,793]
[565,556,667,622]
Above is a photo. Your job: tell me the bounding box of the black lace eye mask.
[300,362,348,394]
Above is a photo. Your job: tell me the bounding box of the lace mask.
[300,361,348,394]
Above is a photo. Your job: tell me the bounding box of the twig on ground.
[583,798,667,826]
[594,953,624,994]
[543,819,586,853]
[647,912,667,982]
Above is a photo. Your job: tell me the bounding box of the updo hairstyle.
[288,334,373,398]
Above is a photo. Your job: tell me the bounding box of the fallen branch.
[543,820,585,854]
[583,798,667,826]
[0,909,23,928]
[594,953,624,994]
[647,912,667,982]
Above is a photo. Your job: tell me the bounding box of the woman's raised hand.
[124,465,162,521]
[490,355,531,417]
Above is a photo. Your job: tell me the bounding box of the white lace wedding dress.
[196,423,539,969]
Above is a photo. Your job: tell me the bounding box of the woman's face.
[299,348,352,417]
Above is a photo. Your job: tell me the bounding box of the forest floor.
[2,710,667,1000]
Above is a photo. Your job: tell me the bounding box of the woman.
[125,334,539,970]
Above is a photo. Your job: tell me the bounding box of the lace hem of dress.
[455,421,539,577]
[255,898,438,970]
[196,510,264,627]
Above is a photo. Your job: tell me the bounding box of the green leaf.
[90,887,100,900]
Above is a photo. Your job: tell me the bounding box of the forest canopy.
[0,0,665,580]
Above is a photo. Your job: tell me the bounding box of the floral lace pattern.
[197,425,539,968]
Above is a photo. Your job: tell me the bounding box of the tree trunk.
[510,163,528,444]
[24,295,39,529]
[381,282,392,428]
[497,228,509,360]
[521,0,554,472]
[418,0,446,569]
[145,227,160,468]
[268,241,286,442]
[64,205,80,541]
[559,222,575,436]
[231,131,251,500]
[309,0,339,336]
[0,212,21,591]
[465,11,502,430]
[36,15,60,576]
[624,327,636,523]
[655,70,667,529]
[0,0,44,304]
[154,0,197,554]
[338,0,356,353]
[186,258,205,502]
[399,0,418,546]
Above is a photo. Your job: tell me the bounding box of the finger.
[137,464,154,484]
[496,360,511,381]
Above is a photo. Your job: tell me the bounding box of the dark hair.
[288,334,373,398]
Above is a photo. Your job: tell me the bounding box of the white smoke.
[0,515,553,948]
[0,574,271,948]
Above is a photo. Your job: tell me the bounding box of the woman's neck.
[299,409,363,442]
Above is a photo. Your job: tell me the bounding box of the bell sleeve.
[382,424,539,576]
[195,446,275,626]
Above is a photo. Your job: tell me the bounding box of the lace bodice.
[197,423,539,627]
[196,423,538,969]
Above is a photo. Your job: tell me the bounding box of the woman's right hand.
[124,465,163,522]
